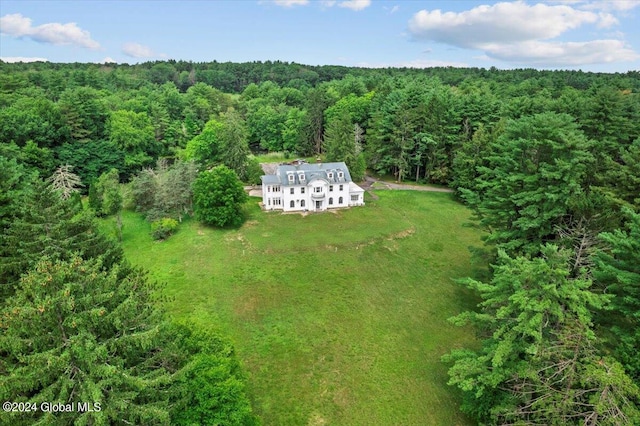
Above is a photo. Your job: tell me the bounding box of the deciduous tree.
[192,165,247,227]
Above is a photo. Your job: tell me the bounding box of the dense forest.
[1,59,639,424]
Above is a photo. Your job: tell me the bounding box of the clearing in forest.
[118,190,483,425]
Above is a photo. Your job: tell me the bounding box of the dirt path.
[360,176,454,193]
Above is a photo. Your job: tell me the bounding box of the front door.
[315,200,322,211]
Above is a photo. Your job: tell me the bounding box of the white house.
[261,162,365,212]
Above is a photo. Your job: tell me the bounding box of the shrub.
[151,217,179,240]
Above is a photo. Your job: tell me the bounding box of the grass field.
[116,190,483,425]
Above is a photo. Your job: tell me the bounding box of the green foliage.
[151,217,179,240]
[164,322,258,425]
[444,245,640,425]
[0,180,123,298]
[184,118,225,165]
[192,165,247,227]
[244,156,264,186]
[0,256,258,426]
[218,109,251,181]
[130,168,159,214]
[0,95,70,147]
[55,140,126,186]
[130,160,197,222]
[107,109,158,173]
[58,86,108,143]
[0,256,170,425]
[461,112,592,256]
[0,156,34,234]
[89,168,122,217]
[595,209,640,380]
[21,140,55,177]
[450,121,504,197]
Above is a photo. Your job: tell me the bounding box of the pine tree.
[443,245,640,425]
[0,180,122,299]
[0,256,258,425]
[0,256,171,425]
[595,208,640,380]
[461,112,592,256]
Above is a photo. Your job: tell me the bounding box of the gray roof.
[261,162,353,186]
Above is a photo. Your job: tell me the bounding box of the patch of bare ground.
[307,412,327,426]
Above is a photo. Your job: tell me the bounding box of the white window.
[314,187,322,193]
[301,200,306,208]
[273,198,282,206]
[299,173,306,182]
[338,171,344,179]
[290,188,294,194]
[327,172,334,180]
[290,200,295,208]
[288,173,294,183]
[339,184,343,191]
[329,198,333,205]
[351,195,359,201]
[339,196,343,204]
[329,185,333,192]
[301,187,305,194]
[273,186,280,192]
[268,186,271,192]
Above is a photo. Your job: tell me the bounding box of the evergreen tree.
[0,180,122,299]
[444,245,640,425]
[0,257,258,425]
[0,156,33,235]
[461,112,592,256]
[595,209,640,380]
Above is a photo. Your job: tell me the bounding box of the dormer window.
[287,173,295,183]
[327,172,334,180]
[337,171,344,179]
[298,173,305,182]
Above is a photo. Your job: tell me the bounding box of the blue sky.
[1,1,638,72]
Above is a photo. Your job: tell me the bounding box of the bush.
[151,218,179,240]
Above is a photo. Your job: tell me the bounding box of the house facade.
[261,162,365,212]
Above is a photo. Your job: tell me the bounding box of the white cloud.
[268,0,369,11]
[122,42,156,58]
[408,2,600,47]
[580,0,640,12]
[596,12,619,28]
[0,56,48,63]
[0,13,100,49]
[337,0,371,11]
[485,39,639,66]
[102,57,116,63]
[272,0,309,6]
[407,1,638,67]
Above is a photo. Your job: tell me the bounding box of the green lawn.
[118,191,482,425]
[250,152,320,163]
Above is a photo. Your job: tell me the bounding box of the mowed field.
[117,190,483,425]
